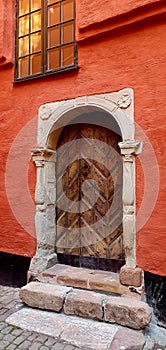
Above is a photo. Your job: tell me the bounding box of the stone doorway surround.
[29,89,142,281]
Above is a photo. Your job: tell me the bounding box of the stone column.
[28,148,57,279]
[118,141,142,270]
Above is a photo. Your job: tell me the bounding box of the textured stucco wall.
[77,0,163,29]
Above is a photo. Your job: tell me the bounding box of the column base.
[28,252,57,281]
[120,265,143,287]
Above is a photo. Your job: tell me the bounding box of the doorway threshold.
[57,253,125,273]
[35,264,141,299]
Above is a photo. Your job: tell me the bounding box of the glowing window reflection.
[31,0,41,11]
[62,0,74,22]
[19,15,29,36]
[19,0,29,16]
[48,48,60,70]
[48,4,60,26]
[62,44,74,66]
[31,11,41,32]
[17,0,76,79]
[30,33,41,53]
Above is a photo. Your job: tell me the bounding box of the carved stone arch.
[29,89,142,276]
[37,90,134,150]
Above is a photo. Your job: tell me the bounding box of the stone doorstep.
[19,282,72,312]
[64,288,105,321]
[6,308,146,350]
[109,328,145,350]
[19,282,152,330]
[36,264,142,299]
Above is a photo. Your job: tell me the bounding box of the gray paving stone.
[0,308,8,315]
[35,334,48,343]
[18,340,33,349]
[0,321,6,330]
[6,301,17,309]
[20,330,33,337]
[1,324,14,334]
[6,344,17,350]
[0,309,13,321]
[51,345,66,350]
[11,328,23,336]
[2,333,16,342]
[28,342,43,350]
[27,333,38,341]
[44,337,57,346]
[0,340,11,349]
[13,335,26,345]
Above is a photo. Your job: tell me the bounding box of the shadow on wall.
[0,252,30,288]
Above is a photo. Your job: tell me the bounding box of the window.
[15,0,77,80]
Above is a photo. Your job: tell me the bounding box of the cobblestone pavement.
[0,285,79,350]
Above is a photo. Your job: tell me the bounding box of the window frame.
[15,0,77,82]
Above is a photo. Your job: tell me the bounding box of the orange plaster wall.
[0,0,14,65]
[0,1,165,275]
[77,0,164,30]
[0,1,3,58]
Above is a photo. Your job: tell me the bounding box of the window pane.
[48,26,60,48]
[48,4,60,26]
[30,32,41,52]
[31,11,41,32]
[16,0,76,79]
[19,36,29,56]
[62,0,74,22]
[31,0,41,11]
[47,48,60,70]
[62,22,74,44]
[19,0,29,16]
[62,44,74,66]
[30,53,41,74]
[18,57,29,77]
[19,15,29,36]
[47,0,59,4]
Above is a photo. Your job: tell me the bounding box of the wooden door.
[56,123,124,270]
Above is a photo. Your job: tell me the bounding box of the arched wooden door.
[55,123,124,270]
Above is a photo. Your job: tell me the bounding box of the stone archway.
[29,89,142,277]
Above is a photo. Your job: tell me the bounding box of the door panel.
[56,123,124,263]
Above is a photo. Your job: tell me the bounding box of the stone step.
[6,307,146,350]
[35,263,142,298]
[19,281,152,330]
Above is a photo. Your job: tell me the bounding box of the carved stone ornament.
[39,103,61,120]
[118,141,143,156]
[31,148,56,163]
[117,93,132,109]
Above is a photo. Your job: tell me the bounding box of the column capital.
[31,148,56,163]
[118,140,142,156]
